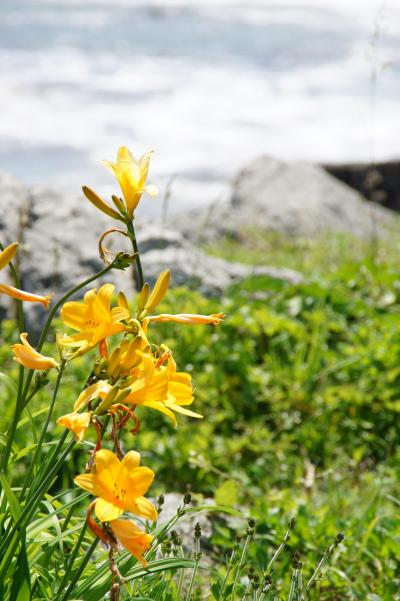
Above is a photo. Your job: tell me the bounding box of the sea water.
[0,0,399,215]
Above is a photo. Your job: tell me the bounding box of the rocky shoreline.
[0,157,398,327]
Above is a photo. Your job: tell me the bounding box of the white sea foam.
[0,0,399,215]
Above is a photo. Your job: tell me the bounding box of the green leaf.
[215,480,239,507]
[0,371,17,394]
[9,543,31,601]
[0,471,22,521]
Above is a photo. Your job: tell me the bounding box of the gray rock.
[173,156,398,242]
[0,171,31,244]
[0,171,302,330]
[140,236,302,294]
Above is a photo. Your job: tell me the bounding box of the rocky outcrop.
[0,171,302,325]
[173,156,398,242]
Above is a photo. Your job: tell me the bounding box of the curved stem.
[36,260,117,353]
[126,220,144,290]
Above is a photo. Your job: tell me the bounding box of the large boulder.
[0,173,302,328]
[173,156,398,242]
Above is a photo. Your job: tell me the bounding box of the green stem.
[20,360,67,499]
[296,567,304,601]
[265,521,294,575]
[0,240,24,332]
[126,220,144,290]
[185,556,200,601]
[220,547,238,599]
[231,534,251,601]
[0,245,26,478]
[287,569,297,601]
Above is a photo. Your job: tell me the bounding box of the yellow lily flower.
[74,449,157,522]
[122,349,201,426]
[109,519,153,566]
[60,284,129,354]
[146,312,225,326]
[12,333,59,370]
[73,346,201,426]
[57,411,91,441]
[102,146,158,218]
[165,352,202,422]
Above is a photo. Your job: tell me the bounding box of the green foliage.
[1,230,400,599]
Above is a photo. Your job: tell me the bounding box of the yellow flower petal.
[120,450,141,473]
[129,496,158,521]
[57,411,91,441]
[74,449,156,521]
[123,467,155,499]
[109,519,153,566]
[145,270,170,312]
[60,284,128,356]
[12,333,59,370]
[95,498,124,522]
[74,380,110,411]
[102,146,157,217]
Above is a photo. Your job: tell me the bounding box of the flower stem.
[305,534,343,592]
[231,534,251,600]
[126,220,144,290]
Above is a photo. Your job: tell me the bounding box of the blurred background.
[1,0,399,217]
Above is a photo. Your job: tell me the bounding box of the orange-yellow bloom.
[74,449,157,522]
[146,312,224,326]
[60,284,129,354]
[57,411,91,441]
[102,146,158,218]
[120,349,202,426]
[12,333,59,370]
[110,519,153,566]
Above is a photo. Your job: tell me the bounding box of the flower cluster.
[54,270,222,564]
[7,147,223,578]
